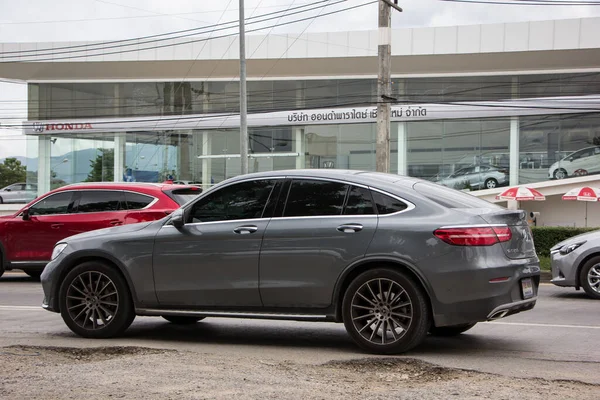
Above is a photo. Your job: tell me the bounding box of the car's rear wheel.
[0,197,3,204]
[342,268,431,354]
[162,316,205,324]
[554,168,568,180]
[59,261,135,338]
[579,256,600,300]
[484,178,498,189]
[429,323,477,337]
[23,270,42,280]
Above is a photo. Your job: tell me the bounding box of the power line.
[0,0,336,57]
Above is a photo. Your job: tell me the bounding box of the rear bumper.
[428,257,541,327]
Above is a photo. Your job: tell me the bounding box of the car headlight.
[51,243,68,260]
[559,241,586,255]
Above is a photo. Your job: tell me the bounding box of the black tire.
[0,249,4,278]
[342,268,431,354]
[429,323,477,337]
[579,256,600,300]
[0,197,3,204]
[23,270,42,280]
[59,261,135,338]
[554,168,568,180]
[162,315,205,324]
[484,178,498,189]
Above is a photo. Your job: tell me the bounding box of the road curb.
[540,271,551,283]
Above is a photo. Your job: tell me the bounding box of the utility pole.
[376,0,402,173]
[239,0,249,175]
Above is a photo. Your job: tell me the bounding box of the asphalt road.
[0,271,599,385]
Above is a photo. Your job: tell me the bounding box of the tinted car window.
[189,180,275,223]
[371,191,408,214]
[284,180,348,217]
[76,191,122,213]
[29,192,74,216]
[343,186,375,215]
[414,182,502,209]
[124,192,155,210]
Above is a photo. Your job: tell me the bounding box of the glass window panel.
[76,190,123,213]
[125,192,154,210]
[343,186,375,215]
[189,180,275,223]
[30,192,74,215]
[283,180,348,217]
[371,191,408,214]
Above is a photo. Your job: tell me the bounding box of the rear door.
[67,190,127,235]
[259,179,378,308]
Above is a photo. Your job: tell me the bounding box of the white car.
[549,146,600,180]
[0,183,37,204]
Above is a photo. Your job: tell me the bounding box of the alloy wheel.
[66,271,119,330]
[350,278,413,345]
[587,264,600,294]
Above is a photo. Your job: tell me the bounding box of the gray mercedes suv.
[41,170,540,354]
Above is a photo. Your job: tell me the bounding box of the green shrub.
[531,226,598,257]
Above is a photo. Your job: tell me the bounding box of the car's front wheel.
[59,261,135,338]
[342,268,431,354]
[579,256,600,300]
[162,315,205,324]
[554,168,568,180]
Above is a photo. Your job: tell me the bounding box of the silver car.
[0,183,37,204]
[435,165,508,190]
[40,170,540,354]
[550,230,600,299]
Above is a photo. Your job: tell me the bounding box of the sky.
[1,0,600,159]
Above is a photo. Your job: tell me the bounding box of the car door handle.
[337,223,364,233]
[109,220,123,226]
[233,225,258,234]
[51,223,63,229]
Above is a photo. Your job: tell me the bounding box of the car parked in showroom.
[550,229,600,299]
[41,170,540,354]
[434,165,508,190]
[548,146,600,180]
[0,182,38,204]
[0,182,201,279]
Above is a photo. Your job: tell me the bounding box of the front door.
[259,180,378,308]
[7,191,76,262]
[152,179,280,307]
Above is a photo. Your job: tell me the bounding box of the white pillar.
[509,116,519,186]
[295,128,305,170]
[37,135,51,195]
[201,132,212,190]
[397,122,407,176]
[114,133,126,182]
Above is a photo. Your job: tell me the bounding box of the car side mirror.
[5,188,11,192]
[170,210,185,229]
[22,208,30,221]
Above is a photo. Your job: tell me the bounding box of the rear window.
[414,182,501,209]
[124,192,155,210]
[166,187,203,205]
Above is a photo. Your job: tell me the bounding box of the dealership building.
[1,16,600,226]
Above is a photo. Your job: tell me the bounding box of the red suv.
[0,182,201,279]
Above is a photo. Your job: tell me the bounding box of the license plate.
[521,278,534,299]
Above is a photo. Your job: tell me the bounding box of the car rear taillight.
[434,226,512,246]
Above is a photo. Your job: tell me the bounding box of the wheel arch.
[332,257,435,322]
[576,252,600,288]
[51,252,138,312]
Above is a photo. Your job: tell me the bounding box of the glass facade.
[25,72,600,196]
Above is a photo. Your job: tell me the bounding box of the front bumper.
[40,256,64,313]
[550,250,579,288]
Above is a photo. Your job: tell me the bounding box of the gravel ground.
[1,345,598,400]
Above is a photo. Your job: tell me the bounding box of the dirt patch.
[0,345,169,363]
[323,357,466,383]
